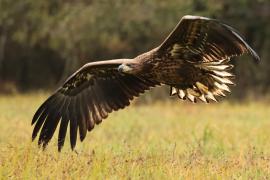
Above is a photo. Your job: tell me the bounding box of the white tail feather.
[170,58,234,103]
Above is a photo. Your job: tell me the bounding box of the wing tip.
[32,133,37,141]
[248,46,261,63]
[223,23,261,63]
[31,118,36,126]
[58,146,62,152]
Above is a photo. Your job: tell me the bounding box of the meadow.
[0,93,270,179]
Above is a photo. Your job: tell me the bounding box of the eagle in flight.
[32,15,260,151]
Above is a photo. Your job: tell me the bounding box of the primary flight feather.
[32,15,260,151]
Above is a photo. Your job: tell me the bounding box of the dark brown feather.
[32,59,157,151]
[85,89,96,130]
[57,99,70,151]
[69,97,78,150]
[77,94,87,142]
[158,15,260,62]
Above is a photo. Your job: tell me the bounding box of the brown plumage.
[32,15,260,151]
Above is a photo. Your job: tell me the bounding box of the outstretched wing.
[157,15,260,62]
[157,15,260,103]
[32,59,157,151]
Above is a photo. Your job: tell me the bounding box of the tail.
[170,59,234,103]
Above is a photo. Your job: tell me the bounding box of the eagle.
[32,15,260,151]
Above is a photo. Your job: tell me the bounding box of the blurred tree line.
[0,0,269,98]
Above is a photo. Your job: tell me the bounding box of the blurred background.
[0,0,269,99]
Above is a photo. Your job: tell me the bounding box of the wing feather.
[39,95,67,147]
[158,15,260,63]
[94,82,112,113]
[67,97,77,150]
[32,108,48,140]
[85,87,100,126]
[158,15,260,103]
[90,86,104,124]
[57,99,70,151]
[79,93,91,141]
[31,94,59,125]
[32,94,64,140]
[77,94,88,142]
[32,59,158,150]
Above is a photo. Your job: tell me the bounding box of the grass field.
[0,93,270,179]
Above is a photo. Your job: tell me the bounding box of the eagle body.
[32,15,260,151]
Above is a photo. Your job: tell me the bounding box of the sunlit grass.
[0,93,270,179]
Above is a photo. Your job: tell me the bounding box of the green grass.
[0,93,270,179]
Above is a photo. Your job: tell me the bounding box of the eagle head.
[118,63,141,74]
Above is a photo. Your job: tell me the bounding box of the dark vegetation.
[0,0,269,97]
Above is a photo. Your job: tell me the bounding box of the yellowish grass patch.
[0,93,270,179]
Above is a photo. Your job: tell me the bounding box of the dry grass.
[0,93,270,179]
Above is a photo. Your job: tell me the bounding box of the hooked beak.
[118,64,133,73]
